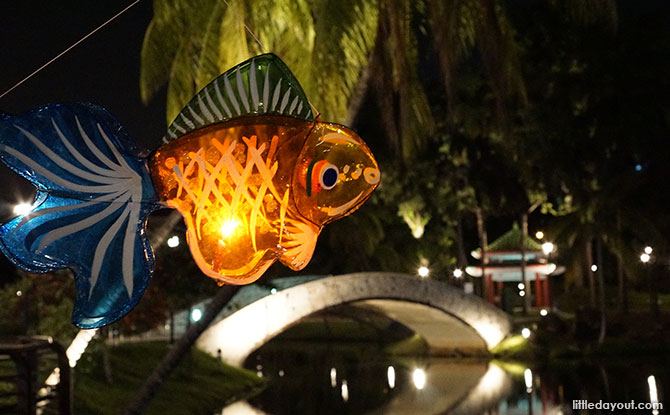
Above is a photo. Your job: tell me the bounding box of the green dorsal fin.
[164,53,313,143]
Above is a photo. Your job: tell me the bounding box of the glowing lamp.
[417,266,430,278]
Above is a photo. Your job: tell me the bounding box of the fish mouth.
[323,191,364,217]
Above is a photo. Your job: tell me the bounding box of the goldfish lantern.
[0,54,380,328]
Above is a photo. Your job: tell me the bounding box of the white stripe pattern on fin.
[271,79,282,111]
[197,96,215,123]
[164,55,316,142]
[250,59,259,110]
[236,66,250,113]
[214,83,233,118]
[5,118,145,299]
[262,70,270,113]
[280,88,292,113]
[289,95,300,115]
[204,88,223,120]
[224,76,241,115]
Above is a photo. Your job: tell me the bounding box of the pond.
[219,345,668,415]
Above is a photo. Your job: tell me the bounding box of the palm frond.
[307,0,379,123]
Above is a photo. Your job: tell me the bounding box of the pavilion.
[465,224,564,312]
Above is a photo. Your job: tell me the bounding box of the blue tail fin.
[0,103,159,328]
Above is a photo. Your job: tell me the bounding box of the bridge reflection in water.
[220,360,514,415]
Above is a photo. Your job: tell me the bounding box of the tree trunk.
[520,214,530,314]
[585,239,596,307]
[456,216,468,269]
[169,309,175,344]
[596,237,606,346]
[616,212,628,314]
[101,328,113,383]
[123,285,241,415]
[345,54,372,127]
[475,208,489,299]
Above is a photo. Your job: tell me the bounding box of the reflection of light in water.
[524,368,533,392]
[413,368,426,390]
[220,400,268,414]
[330,368,337,388]
[387,366,396,389]
[649,375,659,415]
[341,380,349,402]
[473,321,508,350]
[478,363,507,392]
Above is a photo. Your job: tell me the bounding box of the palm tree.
[139,0,534,162]
[131,0,620,407]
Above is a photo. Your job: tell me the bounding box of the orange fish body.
[151,116,379,285]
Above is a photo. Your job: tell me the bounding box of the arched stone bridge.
[193,272,512,366]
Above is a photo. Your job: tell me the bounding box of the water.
[220,346,668,415]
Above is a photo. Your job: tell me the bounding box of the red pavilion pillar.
[543,277,551,307]
[487,274,495,304]
[535,273,542,308]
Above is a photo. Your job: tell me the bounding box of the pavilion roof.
[485,223,543,252]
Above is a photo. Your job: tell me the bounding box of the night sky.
[0,1,165,220]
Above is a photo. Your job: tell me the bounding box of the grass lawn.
[73,341,264,415]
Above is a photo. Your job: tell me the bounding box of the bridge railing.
[0,337,71,415]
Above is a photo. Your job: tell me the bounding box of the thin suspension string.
[220,0,320,118]
[222,0,267,53]
[0,0,142,101]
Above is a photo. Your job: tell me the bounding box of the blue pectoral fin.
[0,103,159,328]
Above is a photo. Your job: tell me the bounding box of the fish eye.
[319,164,339,190]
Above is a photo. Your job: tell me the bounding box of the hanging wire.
[0,0,143,101]
[221,0,267,53]
[220,0,321,117]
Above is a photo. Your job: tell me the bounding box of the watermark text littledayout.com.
[573,399,663,412]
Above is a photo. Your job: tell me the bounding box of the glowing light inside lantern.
[220,219,240,239]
